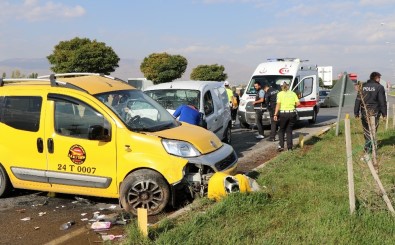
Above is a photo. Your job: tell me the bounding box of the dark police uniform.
[254,88,265,138]
[265,87,279,140]
[354,79,387,152]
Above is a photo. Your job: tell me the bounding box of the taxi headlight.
[162,139,201,157]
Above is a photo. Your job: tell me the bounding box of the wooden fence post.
[393,105,395,129]
[345,114,355,214]
[364,154,395,215]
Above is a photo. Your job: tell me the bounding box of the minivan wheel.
[308,109,317,124]
[223,125,231,144]
[0,165,11,197]
[120,169,170,216]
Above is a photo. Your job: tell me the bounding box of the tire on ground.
[0,164,12,197]
[120,169,170,216]
[222,124,232,144]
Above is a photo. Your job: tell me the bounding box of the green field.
[124,119,395,245]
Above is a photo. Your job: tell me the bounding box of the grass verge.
[123,119,395,245]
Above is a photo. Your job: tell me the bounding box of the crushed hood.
[151,123,223,154]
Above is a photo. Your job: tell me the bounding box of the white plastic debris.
[20,217,31,221]
[102,234,123,241]
[91,221,111,230]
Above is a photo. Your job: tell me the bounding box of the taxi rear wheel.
[120,169,170,216]
[0,165,11,197]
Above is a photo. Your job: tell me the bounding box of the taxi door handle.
[47,138,54,154]
[37,138,43,153]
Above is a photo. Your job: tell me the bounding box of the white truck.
[237,58,320,128]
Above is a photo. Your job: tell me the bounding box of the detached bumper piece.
[207,172,260,201]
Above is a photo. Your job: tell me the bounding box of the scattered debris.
[16,209,26,213]
[81,213,87,216]
[91,221,111,231]
[38,212,46,216]
[59,221,75,230]
[101,234,123,241]
[75,197,93,205]
[34,227,40,230]
[96,213,118,223]
[81,218,88,221]
[20,217,31,221]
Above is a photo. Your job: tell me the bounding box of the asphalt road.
[0,95,393,245]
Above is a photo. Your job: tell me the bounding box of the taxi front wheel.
[0,165,12,197]
[120,169,170,216]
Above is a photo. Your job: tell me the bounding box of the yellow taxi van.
[0,73,238,215]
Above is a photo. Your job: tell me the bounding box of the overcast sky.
[1,0,395,84]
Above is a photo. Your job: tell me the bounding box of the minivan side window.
[54,99,110,140]
[0,96,42,132]
[217,87,228,106]
[203,91,214,115]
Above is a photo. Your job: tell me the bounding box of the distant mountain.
[0,58,51,77]
[0,57,250,85]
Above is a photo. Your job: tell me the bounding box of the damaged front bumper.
[170,143,238,206]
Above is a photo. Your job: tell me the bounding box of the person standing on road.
[273,81,300,151]
[252,81,265,139]
[224,81,233,107]
[354,71,387,153]
[231,86,240,126]
[263,83,280,141]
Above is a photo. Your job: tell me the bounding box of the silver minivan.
[144,81,232,144]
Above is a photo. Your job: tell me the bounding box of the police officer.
[252,81,265,139]
[273,81,300,151]
[263,83,279,141]
[354,72,387,153]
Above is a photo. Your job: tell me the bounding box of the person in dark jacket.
[263,83,280,141]
[354,71,387,153]
[252,81,265,139]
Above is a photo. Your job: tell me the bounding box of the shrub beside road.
[124,118,395,245]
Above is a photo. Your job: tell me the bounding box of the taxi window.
[0,96,42,132]
[54,99,110,140]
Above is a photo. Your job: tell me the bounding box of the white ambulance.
[237,58,320,128]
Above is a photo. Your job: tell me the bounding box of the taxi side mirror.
[88,125,111,142]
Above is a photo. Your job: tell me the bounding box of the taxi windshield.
[95,90,178,132]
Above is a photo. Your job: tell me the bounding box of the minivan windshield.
[246,75,293,94]
[95,90,178,132]
[144,89,200,111]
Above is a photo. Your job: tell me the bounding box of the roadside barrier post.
[137,208,148,237]
[335,72,347,136]
[393,105,395,129]
[299,134,304,148]
[385,112,389,131]
[344,114,355,214]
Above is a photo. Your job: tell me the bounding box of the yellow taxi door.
[0,93,50,189]
[44,93,118,197]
